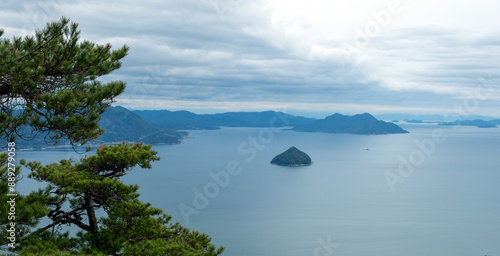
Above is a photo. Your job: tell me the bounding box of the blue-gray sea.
[16,124,500,256]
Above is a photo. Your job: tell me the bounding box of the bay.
[16,124,500,256]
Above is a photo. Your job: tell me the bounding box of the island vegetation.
[292,113,408,135]
[271,147,312,167]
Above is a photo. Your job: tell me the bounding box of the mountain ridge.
[99,106,186,144]
[8,106,186,149]
[293,113,408,135]
[133,109,316,130]
[8,108,415,149]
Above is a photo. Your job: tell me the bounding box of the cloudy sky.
[1,0,500,117]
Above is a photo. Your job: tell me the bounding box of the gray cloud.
[1,0,499,116]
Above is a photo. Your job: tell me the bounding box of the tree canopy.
[0,18,224,255]
[0,17,127,145]
[0,144,224,255]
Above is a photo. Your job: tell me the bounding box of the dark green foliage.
[293,113,408,135]
[0,154,52,252]
[1,19,223,255]
[0,17,128,145]
[271,146,312,167]
[1,144,224,255]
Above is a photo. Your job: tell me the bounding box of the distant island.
[404,119,423,123]
[9,106,186,149]
[292,113,408,135]
[10,109,421,150]
[134,110,409,135]
[375,113,497,122]
[133,110,316,130]
[98,106,186,144]
[439,119,498,128]
[271,147,312,167]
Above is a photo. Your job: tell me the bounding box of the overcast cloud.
[1,0,499,117]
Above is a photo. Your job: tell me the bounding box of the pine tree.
[0,19,224,255]
[0,17,127,146]
[0,144,223,255]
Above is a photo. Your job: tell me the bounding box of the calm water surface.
[17,124,500,256]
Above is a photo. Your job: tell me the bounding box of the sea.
[15,123,500,256]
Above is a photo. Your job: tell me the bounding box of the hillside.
[292,113,408,135]
[9,107,186,149]
[133,110,316,130]
[270,146,312,167]
[98,106,186,144]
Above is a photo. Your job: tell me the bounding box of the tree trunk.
[84,193,98,233]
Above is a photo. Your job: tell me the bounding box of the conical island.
[270,146,312,167]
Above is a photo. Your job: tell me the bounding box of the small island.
[439,119,497,128]
[270,146,312,167]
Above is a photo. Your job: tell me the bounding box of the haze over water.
[17,124,500,256]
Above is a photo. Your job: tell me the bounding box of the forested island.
[133,110,316,130]
[6,106,186,149]
[6,109,412,150]
[270,147,312,167]
[292,113,408,134]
